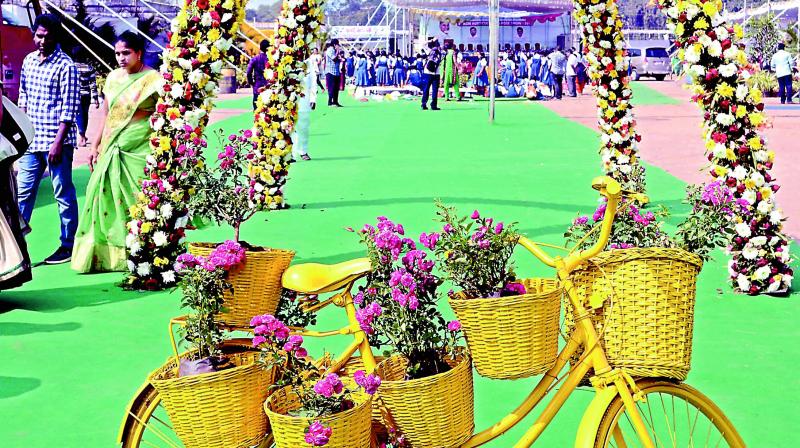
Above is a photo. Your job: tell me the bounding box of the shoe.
[431,107,441,111]
[421,105,428,110]
[311,103,316,110]
[301,154,311,161]
[44,246,72,265]
[335,103,343,107]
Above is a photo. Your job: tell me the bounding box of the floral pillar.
[574,0,647,192]
[124,0,245,290]
[659,0,793,294]
[248,0,325,208]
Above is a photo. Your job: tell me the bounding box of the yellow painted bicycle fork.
[461,268,657,448]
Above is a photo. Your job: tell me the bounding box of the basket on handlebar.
[449,278,561,379]
[566,247,703,380]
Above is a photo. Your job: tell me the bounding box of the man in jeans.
[17,14,79,264]
[770,43,795,104]
[324,39,342,107]
[421,38,443,110]
[246,39,270,109]
[548,46,567,100]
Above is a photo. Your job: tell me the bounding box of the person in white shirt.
[566,49,578,97]
[306,48,322,110]
[770,43,795,104]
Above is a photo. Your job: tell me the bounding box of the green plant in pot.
[187,129,295,326]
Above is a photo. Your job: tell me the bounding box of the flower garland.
[574,0,646,192]
[124,0,245,290]
[658,0,793,294]
[248,0,325,209]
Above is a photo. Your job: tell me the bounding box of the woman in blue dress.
[367,51,376,86]
[375,50,390,86]
[473,52,489,96]
[406,63,423,90]
[355,53,370,87]
[393,53,407,87]
[345,52,356,80]
[501,57,516,89]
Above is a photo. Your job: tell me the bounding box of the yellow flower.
[695,18,708,29]
[748,136,762,150]
[749,88,763,103]
[744,179,755,189]
[734,24,744,39]
[713,165,727,177]
[760,187,772,199]
[208,29,221,42]
[173,68,184,82]
[675,23,685,35]
[716,83,734,98]
[159,137,171,151]
[767,150,775,162]
[154,257,169,267]
[197,52,210,63]
[129,205,141,218]
[702,1,718,17]
[141,222,153,234]
[749,112,764,127]
[735,107,747,119]
[210,46,220,60]
[725,148,736,161]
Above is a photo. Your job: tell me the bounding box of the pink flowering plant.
[190,129,261,242]
[353,216,462,380]
[173,240,246,366]
[251,314,381,445]
[565,199,673,251]
[431,201,523,298]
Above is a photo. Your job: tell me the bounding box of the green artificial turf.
[629,81,682,105]
[0,93,797,447]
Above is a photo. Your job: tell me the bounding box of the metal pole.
[488,0,499,122]
[61,24,114,71]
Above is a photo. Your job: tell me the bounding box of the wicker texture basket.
[149,351,273,448]
[375,351,474,448]
[567,248,703,380]
[449,278,561,379]
[264,384,373,448]
[189,243,295,327]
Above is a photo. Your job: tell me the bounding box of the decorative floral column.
[574,0,646,192]
[248,0,325,208]
[659,0,793,294]
[124,0,245,290]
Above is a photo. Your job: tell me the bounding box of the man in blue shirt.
[247,39,271,109]
[770,43,795,104]
[324,39,343,107]
[17,14,79,264]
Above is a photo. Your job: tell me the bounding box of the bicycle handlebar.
[519,176,623,272]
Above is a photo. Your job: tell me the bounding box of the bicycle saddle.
[282,258,372,294]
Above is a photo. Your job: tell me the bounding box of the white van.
[626,40,672,81]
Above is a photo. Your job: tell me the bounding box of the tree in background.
[745,13,782,67]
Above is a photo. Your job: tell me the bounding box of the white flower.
[750,172,765,187]
[707,41,723,57]
[177,58,192,71]
[769,210,783,224]
[736,274,750,291]
[689,64,706,76]
[731,165,748,180]
[144,208,157,220]
[153,231,169,247]
[698,35,712,48]
[685,46,700,63]
[750,236,768,246]
[743,189,757,205]
[715,113,735,126]
[784,274,794,285]
[188,70,206,85]
[175,215,189,229]
[754,266,771,281]
[767,281,781,293]
[128,220,139,235]
[170,85,183,100]
[136,262,152,276]
[757,200,773,214]
[735,223,751,237]
[753,150,768,162]
[716,26,729,40]
[222,12,233,23]
[712,143,727,158]
[127,260,136,272]
[719,64,737,78]
[129,241,141,256]
[742,246,759,260]
[160,203,173,220]
[209,60,223,74]
[161,270,176,284]
[201,12,212,27]
[735,84,749,100]
[728,259,736,276]
[610,79,619,90]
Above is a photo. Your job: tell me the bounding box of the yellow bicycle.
[118,176,745,448]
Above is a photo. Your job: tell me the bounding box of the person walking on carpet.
[421,38,443,111]
[16,13,80,265]
[71,32,161,273]
[324,39,343,107]
[246,39,270,110]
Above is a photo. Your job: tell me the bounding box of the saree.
[0,141,31,290]
[71,68,160,273]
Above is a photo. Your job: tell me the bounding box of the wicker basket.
[567,248,703,380]
[375,351,474,448]
[189,243,295,327]
[149,351,273,448]
[449,278,561,379]
[264,383,373,448]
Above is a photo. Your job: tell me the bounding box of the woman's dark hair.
[32,13,62,36]
[115,31,146,54]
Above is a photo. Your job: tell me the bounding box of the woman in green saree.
[71,32,160,273]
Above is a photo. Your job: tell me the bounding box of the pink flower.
[494,222,504,234]
[470,210,480,219]
[447,320,461,332]
[251,335,266,347]
[443,223,454,234]
[304,421,332,446]
[353,370,381,395]
[502,282,527,296]
[314,374,344,398]
[573,216,589,226]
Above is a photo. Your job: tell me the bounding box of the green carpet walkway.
[0,94,797,447]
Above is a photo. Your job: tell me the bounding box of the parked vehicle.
[626,40,671,81]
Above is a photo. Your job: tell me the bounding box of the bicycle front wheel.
[593,380,745,448]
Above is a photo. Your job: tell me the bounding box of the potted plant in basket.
[146,242,273,448]
[251,313,381,447]
[353,216,472,448]
[431,201,562,380]
[188,129,295,327]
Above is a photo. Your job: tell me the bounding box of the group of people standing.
[472,46,588,100]
[1,14,162,290]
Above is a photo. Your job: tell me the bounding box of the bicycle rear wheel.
[593,380,745,448]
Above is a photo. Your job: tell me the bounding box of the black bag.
[1,96,34,159]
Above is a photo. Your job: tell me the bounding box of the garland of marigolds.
[658,0,793,294]
[573,0,646,192]
[124,0,245,290]
[248,0,325,209]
